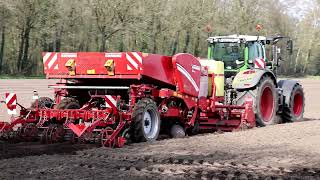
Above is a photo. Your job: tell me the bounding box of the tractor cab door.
[248,42,265,69]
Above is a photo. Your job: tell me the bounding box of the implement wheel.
[30,97,54,109]
[130,98,161,143]
[282,84,305,122]
[101,127,115,148]
[255,76,279,126]
[17,123,38,142]
[170,125,185,138]
[56,97,80,109]
[47,125,65,144]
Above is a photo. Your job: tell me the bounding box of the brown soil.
[0,78,320,179]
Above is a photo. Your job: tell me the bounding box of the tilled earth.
[0,78,320,179]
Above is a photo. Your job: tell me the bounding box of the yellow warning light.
[65,59,75,67]
[104,59,115,76]
[65,59,76,76]
[142,53,149,57]
[69,71,76,76]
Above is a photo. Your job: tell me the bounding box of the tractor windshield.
[211,43,245,70]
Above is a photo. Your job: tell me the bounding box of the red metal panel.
[42,52,178,86]
[47,74,141,79]
[74,52,107,75]
[172,53,201,97]
[141,54,176,86]
[43,52,148,79]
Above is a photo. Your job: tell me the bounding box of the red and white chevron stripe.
[5,93,17,114]
[43,52,59,70]
[254,58,265,69]
[105,95,117,109]
[125,52,143,71]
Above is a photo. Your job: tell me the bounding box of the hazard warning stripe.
[125,52,143,71]
[43,52,52,64]
[5,93,16,108]
[43,52,59,70]
[105,95,117,109]
[5,93,17,114]
[255,58,265,69]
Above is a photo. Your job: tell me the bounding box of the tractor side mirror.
[287,40,293,55]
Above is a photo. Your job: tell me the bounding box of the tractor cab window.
[248,42,264,61]
[211,42,245,69]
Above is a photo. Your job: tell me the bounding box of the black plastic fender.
[277,79,300,107]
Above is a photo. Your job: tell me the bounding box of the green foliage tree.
[0,0,319,76]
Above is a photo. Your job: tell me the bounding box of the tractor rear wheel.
[255,76,279,126]
[282,84,305,122]
[130,98,161,143]
[56,97,80,109]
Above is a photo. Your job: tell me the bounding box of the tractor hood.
[232,69,276,89]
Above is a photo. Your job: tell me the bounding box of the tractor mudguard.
[232,69,276,89]
[277,79,300,106]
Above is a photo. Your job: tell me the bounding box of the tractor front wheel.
[130,98,161,143]
[255,76,279,126]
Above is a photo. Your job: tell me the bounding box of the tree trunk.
[193,32,200,57]
[183,31,190,53]
[293,48,300,73]
[100,35,106,52]
[0,25,5,72]
[303,49,311,74]
[119,33,124,52]
[21,27,31,73]
[17,28,25,72]
[152,35,157,53]
[171,31,179,56]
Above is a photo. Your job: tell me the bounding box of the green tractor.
[207,34,304,126]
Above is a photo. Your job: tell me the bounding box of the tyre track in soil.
[0,119,320,178]
[1,120,320,179]
[1,118,318,160]
[75,149,320,179]
[0,141,96,160]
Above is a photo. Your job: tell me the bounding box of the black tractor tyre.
[130,98,161,143]
[281,84,305,122]
[30,97,54,109]
[254,75,279,126]
[186,120,200,136]
[170,124,186,138]
[56,97,80,109]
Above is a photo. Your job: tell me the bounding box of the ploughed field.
[0,78,320,179]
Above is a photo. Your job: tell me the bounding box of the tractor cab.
[207,35,267,77]
[207,34,293,77]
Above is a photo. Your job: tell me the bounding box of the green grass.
[0,75,45,79]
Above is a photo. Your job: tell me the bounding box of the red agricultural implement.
[0,34,305,148]
[0,52,255,147]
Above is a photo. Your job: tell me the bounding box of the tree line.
[0,0,319,76]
